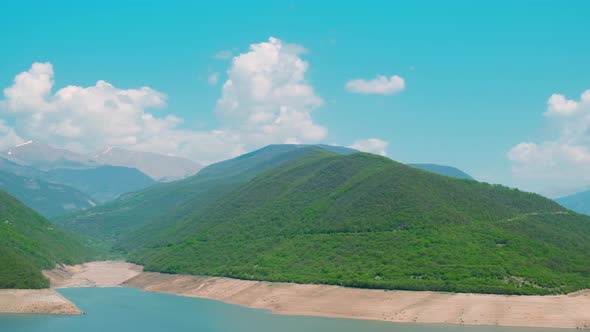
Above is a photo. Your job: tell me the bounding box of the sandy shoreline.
[0,289,82,315]
[3,261,590,329]
[123,272,590,330]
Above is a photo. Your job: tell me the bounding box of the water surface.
[0,287,568,332]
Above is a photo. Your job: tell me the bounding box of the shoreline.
[0,289,83,315]
[2,261,590,329]
[123,272,590,330]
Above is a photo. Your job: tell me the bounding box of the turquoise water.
[0,287,566,332]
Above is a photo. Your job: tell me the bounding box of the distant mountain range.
[57,144,590,295]
[408,163,473,180]
[555,190,590,215]
[2,141,202,181]
[92,147,202,182]
[0,170,96,217]
[0,141,202,217]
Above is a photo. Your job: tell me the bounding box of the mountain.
[0,191,92,288]
[91,147,202,181]
[3,141,95,170]
[408,163,473,180]
[0,170,96,217]
[46,166,156,203]
[0,155,44,178]
[59,145,590,295]
[1,152,154,207]
[55,144,326,246]
[556,190,590,215]
[2,141,202,182]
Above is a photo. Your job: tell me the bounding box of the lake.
[0,287,568,332]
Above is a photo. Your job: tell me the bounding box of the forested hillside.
[0,191,91,288]
[125,151,590,295]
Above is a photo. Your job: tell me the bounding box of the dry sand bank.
[0,289,82,315]
[7,261,590,329]
[123,272,590,330]
[43,261,143,288]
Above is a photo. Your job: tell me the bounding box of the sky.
[0,0,589,197]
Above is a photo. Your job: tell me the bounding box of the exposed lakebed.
[0,287,573,332]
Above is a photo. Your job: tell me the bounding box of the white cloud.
[0,119,23,150]
[508,89,590,195]
[0,37,329,164]
[545,93,583,116]
[345,75,405,95]
[349,138,389,156]
[215,37,326,147]
[208,72,220,86]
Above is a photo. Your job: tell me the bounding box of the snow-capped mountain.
[91,147,202,181]
[2,142,202,182]
[2,141,96,170]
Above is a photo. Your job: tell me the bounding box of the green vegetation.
[0,191,92,288]
[54,145,329,249]
[57,145,590,295]
[0,170,96,217]
[128,151,590,295]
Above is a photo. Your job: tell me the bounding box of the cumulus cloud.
[215,37,326,146]
[349,138,389,156]
[0,37,329,164]
[0,119,23,150]
[508,89,590,195]
[345,75,405,95]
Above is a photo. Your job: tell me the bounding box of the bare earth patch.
[123,271,590,330]
[0,289,82,315]
[43,261,143,288]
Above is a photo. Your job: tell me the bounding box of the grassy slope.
[129,151,590,295]
[0,191,92,288]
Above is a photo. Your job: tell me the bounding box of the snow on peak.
[15,140,34,148]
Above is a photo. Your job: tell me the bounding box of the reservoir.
[0,287,571,332]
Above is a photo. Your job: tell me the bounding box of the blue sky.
[0,1,589,196]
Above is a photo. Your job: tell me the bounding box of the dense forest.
[56,145,590,295]
[0,191,92,288]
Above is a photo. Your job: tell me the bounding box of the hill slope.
[0,191,92,288]
[0,171,96,217]
[55,145,329,247]
[556,190,590,215]
[46,166,156,203]
[126,151,590,295]
[408,163,473,180]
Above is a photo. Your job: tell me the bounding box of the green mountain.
[58,145,590,295]
[55,145,327,248]
[556,190,590,216]
[408,163,473,180]
[0,191,92,288]
[0,170,96,217]
[128,149,590,295]
[46,165,156,203]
